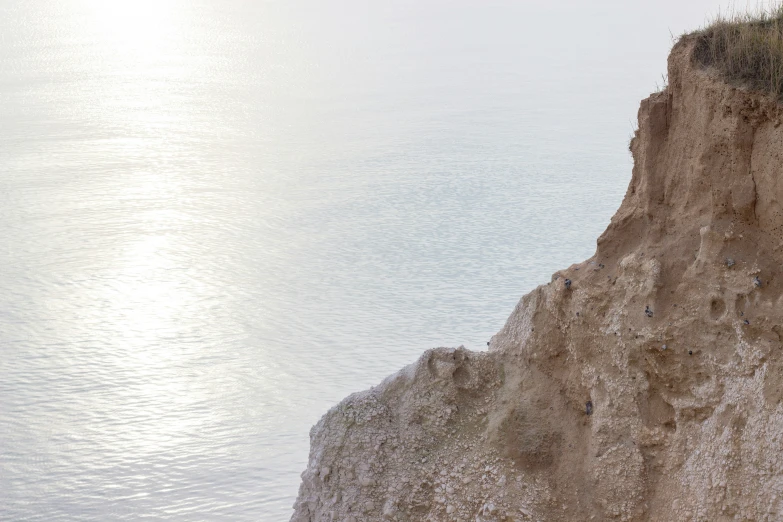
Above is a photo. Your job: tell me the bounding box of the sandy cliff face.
[290,38,783,522]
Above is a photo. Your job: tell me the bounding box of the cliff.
[290,37,783,522]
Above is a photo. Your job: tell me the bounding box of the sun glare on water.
[83,0,181,58]
[65,2,212,450]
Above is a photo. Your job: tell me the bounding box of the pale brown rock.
[291,37,783,521]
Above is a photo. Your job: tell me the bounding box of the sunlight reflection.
[74,0,188,135]
[83,0,179,57]
[96,228,211,454]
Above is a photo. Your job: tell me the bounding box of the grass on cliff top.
[693,4,783,101]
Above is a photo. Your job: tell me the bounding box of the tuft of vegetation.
[693,3,783,101]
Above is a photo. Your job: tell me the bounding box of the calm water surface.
[0,0,727,519]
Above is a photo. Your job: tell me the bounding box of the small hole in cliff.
[453,366,470,387]
[710,298,726,320]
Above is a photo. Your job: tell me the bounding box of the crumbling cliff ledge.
[291,36,783,522]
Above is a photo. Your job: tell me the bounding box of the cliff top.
[691,3,783,101]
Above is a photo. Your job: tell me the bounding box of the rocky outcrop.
[290,37,783,521]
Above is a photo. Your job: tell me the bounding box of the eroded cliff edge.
[291,38,783,522]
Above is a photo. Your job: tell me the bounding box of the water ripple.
[0,0,643,520]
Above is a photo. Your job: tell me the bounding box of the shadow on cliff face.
[489,406,562,471]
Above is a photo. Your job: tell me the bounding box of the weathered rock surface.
[291,37,783,521]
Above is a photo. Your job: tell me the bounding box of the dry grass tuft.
[693,3,783,101]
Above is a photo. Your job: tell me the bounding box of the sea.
[0,0,729,520]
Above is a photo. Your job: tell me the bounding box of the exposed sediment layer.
[291,37,783,521]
